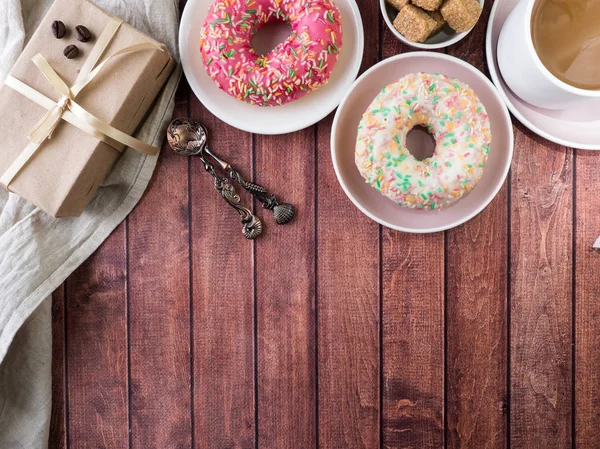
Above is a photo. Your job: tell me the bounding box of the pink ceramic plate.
[331,53,513,233]
[486,0,600,150]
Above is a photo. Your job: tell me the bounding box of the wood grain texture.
[64,225,128,449]
[317,113,380,449]
[127,81,192,449]
[510,129,573,449]
[575,150,600,448]
[317,0,381,446]
[46,2,600,447]
[49,285,66,449]
[255,129,316,449]
[446,194,508,449]
[445,4,509,448]
[381,231,445,449]
[189,95,256,449]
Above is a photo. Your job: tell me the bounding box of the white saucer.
[486,0,600,150]
[179,0,365,135]
[331,53,514,233]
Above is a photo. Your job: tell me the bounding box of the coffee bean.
[63,44,79,59]
[52,20,66,39]
[75,25,92,43]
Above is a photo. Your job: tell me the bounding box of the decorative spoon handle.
[204,147,295,225]
[199,155,262,239]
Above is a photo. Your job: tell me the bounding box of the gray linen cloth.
[0,0,181,447]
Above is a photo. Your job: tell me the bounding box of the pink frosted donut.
[200,0,343,107]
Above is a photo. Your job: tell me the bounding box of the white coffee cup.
[497,0,600,110]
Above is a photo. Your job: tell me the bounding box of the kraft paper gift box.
[0,0,175,217]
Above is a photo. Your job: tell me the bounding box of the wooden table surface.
[48,0,600,448]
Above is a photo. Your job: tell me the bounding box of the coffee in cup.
[498,0,600,109]
[531,0,600,90]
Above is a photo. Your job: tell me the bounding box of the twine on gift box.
[0,17,168,190]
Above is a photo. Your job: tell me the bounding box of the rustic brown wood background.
[48,0,600,447]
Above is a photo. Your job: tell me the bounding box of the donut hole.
[251,21,293,56]
[406,125,436,161]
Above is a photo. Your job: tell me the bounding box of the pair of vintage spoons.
[167,118,294,239]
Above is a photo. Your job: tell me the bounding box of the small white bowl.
[330,52,514,233]
[380,0,484,49]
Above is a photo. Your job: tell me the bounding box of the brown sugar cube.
[428,10,447,36]
[440,0,482,32]
[393,5,437,43]
[412,0,443,11]
[385,0,410,11]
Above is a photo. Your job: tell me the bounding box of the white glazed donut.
[355,72,492,210]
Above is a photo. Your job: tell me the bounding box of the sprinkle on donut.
[200,0,343,107]
[355,73,492,210]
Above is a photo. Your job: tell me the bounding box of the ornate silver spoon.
[167,118,295,226]
[202,146,295,225]
[167,118,262,239]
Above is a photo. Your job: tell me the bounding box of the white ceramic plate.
[179,0,364,135]
[380,0,484,50]
[486,0,600,150]
[331,53,514,233]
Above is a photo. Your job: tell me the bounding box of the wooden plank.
[445,193,508,449]
[317,114,380,449]
[127,80,192,449]
[381,231,445,449]
[380,17,445,449]
[510,131,572,449]
[445,3,509,447]
[255,129,316,449]
[188,99,255,449]
[359,0,382,71]
[49,285,66,449]
[575,150,600,447]
[64,225,128,449]
[317,0,380,445]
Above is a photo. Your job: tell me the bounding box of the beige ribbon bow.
[0,17,165,190]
